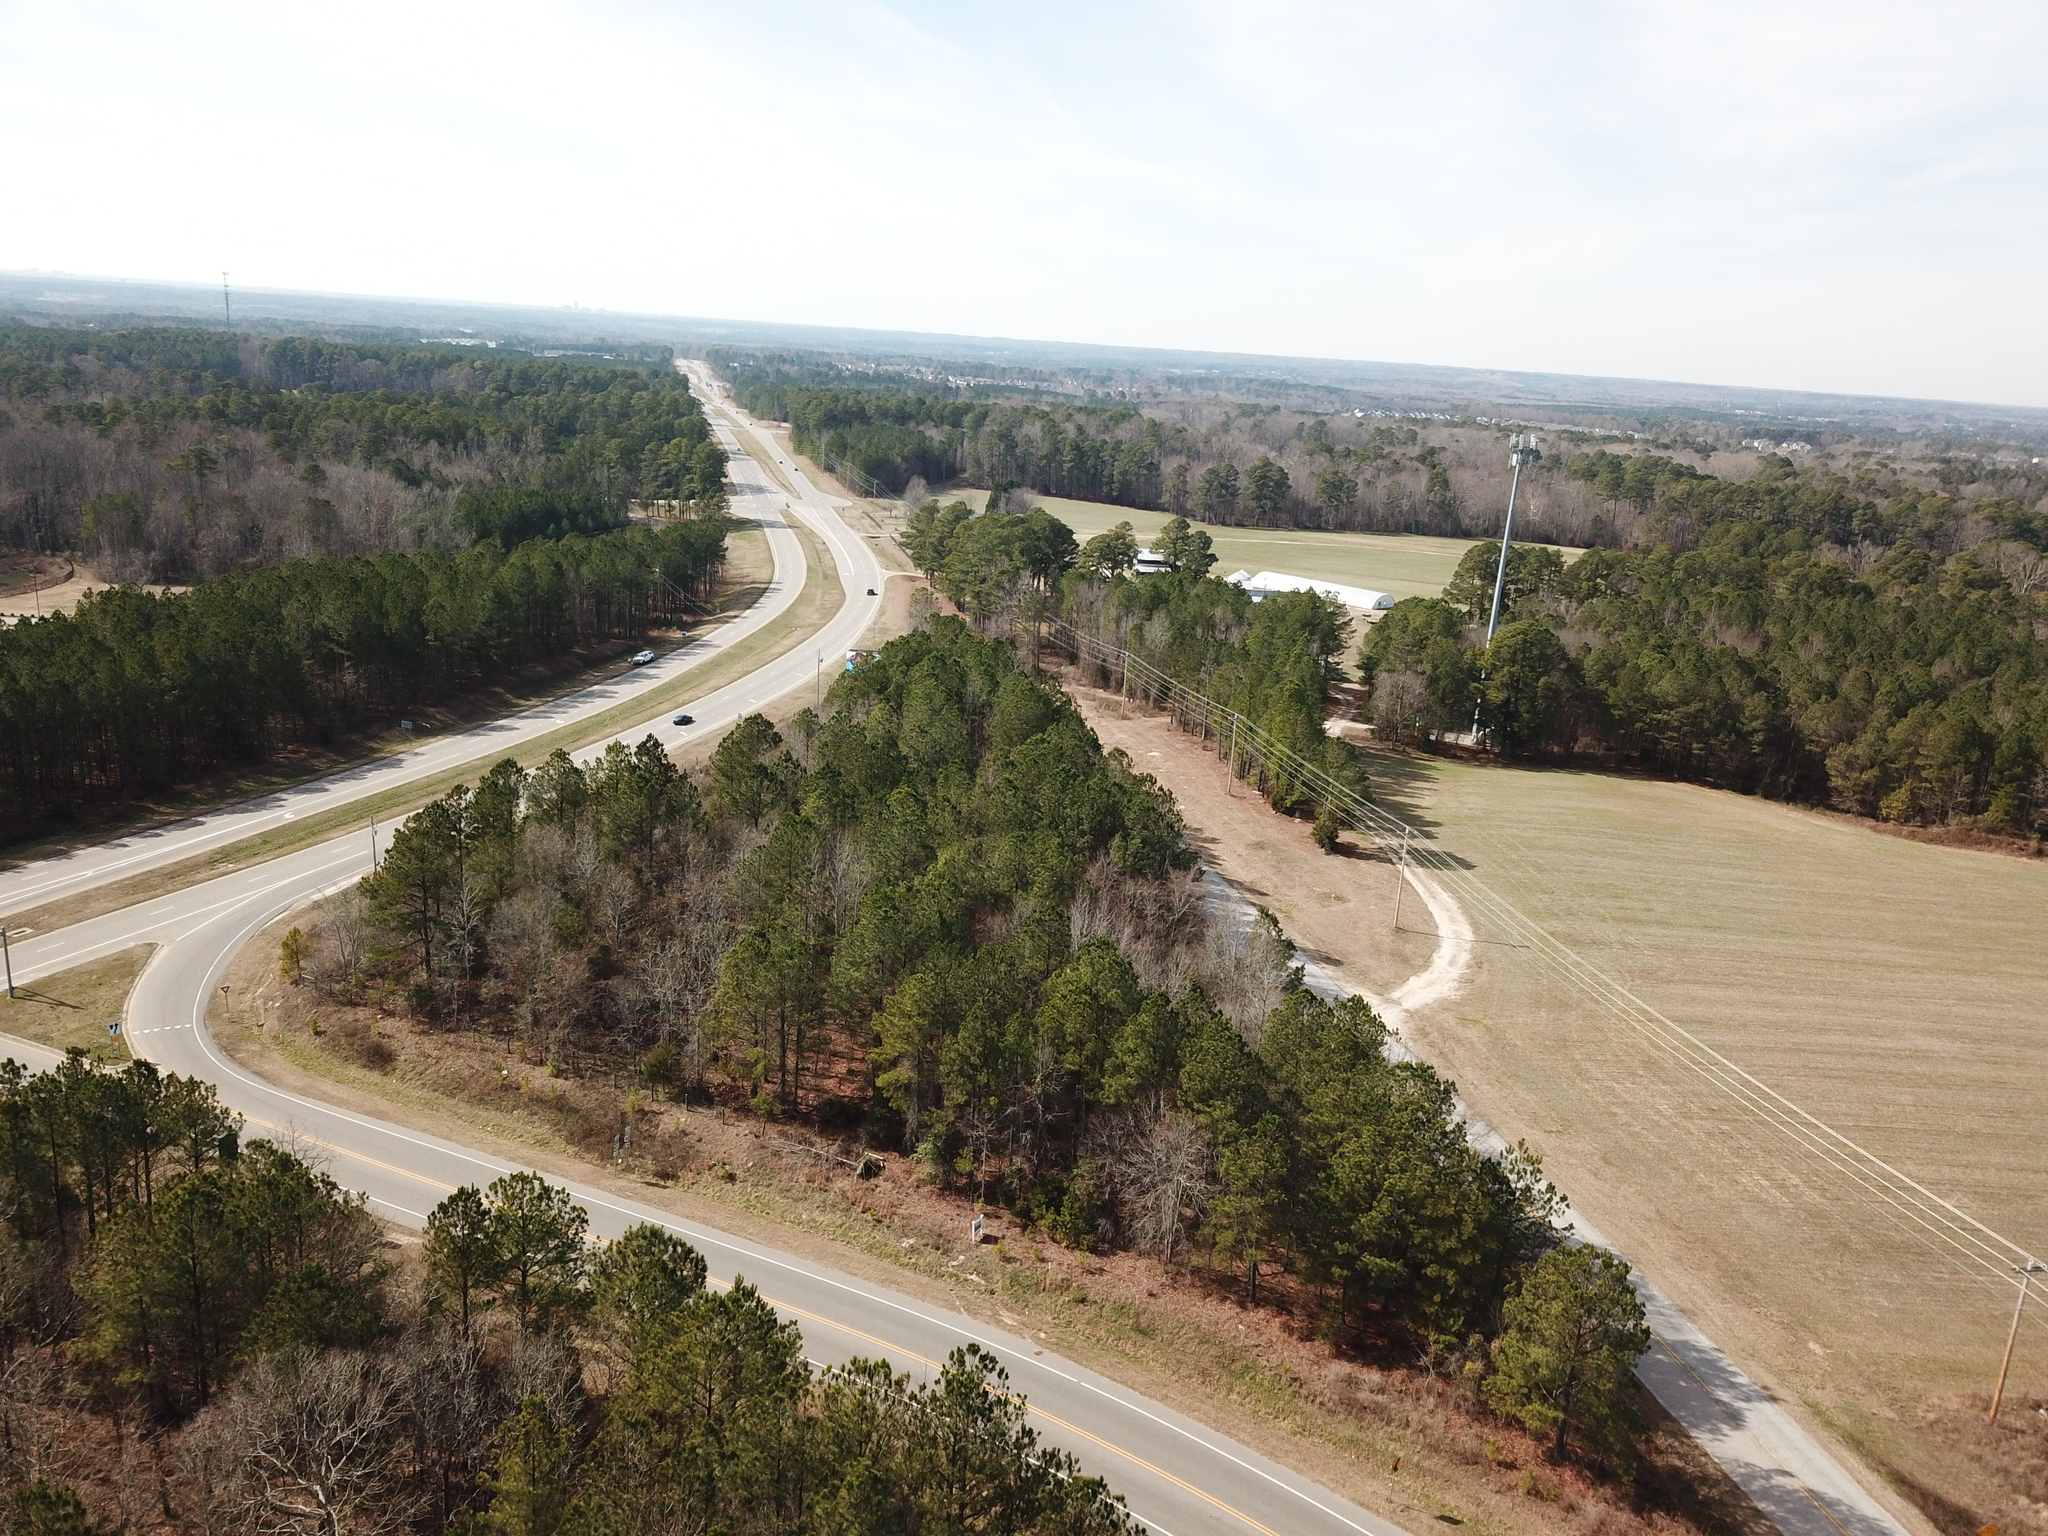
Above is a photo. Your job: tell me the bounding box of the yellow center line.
[765,1293,1283,1536]
[242,1113,462,1198]
[250,1118,1282,1536]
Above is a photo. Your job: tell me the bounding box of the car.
[865,587,877,596]
[630,649,655,666]
[672,713,694,726]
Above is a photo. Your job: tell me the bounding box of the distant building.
[1133,547,1174,574]
[1226,569,1395,610]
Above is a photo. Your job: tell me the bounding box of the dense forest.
[0,321,738,839]
[0,515,727,835]
[1363,455,2048,834]
[708,351,2048,562]
[324,624,1649,1405]
[0,1053,1133,1532]
[0,324,728,580]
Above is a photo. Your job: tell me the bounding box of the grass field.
[0,946,147,1064]
[942,488,1491,601]
[1362,747,2048,1527]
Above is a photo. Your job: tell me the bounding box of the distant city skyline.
[4,1,2044,407]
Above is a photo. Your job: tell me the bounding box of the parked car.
[672,713,694,726]
[631,649,655,666]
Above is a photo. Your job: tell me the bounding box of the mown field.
[944,488,1489,600]
[1366,746,2048,1527]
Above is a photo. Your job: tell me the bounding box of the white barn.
[1225,569,1395,610]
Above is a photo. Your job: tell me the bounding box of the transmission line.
[1036,614,2045,1321]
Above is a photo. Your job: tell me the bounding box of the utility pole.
[1391,829,1410,932]
[1990,1260,2046,1425]
[222,272,231,329]
[1486,434,1541,642]
[1,927,13,998]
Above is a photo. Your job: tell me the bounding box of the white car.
[630,649,655,666]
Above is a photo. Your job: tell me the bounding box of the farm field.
[1362,747,2048,1526]
[941,488,1494,600]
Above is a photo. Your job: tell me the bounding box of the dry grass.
[0,945,148,1064]
[1350,746,2048,1533]
[211,900,1766,1536]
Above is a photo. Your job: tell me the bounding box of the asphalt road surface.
[0,402,1409,1536]
[0,388,1912,1536]
[0,406,831,924]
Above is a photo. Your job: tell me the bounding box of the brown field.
[1358,748,2048,1530]
[1077,698,2048,1531]
[0,945,148,1064]
[0,553,185,621]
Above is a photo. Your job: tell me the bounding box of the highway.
[0,379,1914,1536]
[0,391,1407,1536]
[0,405,832,924]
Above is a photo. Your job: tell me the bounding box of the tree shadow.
[1356,744,1450,834]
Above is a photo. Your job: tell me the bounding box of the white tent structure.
[1225,569,1395,610]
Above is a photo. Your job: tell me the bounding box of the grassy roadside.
[0,525,771,878]
[714,405,918,577]
[210,905,1765,1536]
[0,947,148,1065]
[5,519,834,939]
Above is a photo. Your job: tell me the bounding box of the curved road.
[0,397,1406,1536]
[0,386,1911,1536]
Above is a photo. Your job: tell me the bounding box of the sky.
[3,1,2045,406]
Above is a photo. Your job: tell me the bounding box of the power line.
[1037,615,2045,1322]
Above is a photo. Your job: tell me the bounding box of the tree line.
[1364,477,2048,835]
[0,324,727,580]
[901,499,1362,818]
[0,515,727,838]
[706,355,1575,539]
[0,1047,1133,1532]
[323,620,1653,1471]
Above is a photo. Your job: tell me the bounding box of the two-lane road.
[1,394,1408,1536]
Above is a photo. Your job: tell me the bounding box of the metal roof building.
[1225,569,1395,610]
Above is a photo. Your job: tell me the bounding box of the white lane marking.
[13,848,366,985]
[0,463,806,915]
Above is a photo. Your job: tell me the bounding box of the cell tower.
[222,272,231,329]
[1486,433,1541,642]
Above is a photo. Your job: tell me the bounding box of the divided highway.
[0,395,1406,1536]
[0,381,1916,1536]
[0,419,816,923]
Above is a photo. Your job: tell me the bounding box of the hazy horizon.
[5,2,2044,406]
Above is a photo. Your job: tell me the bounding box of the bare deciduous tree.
[393,1317,500,1531]
[1090,1108,1212,1263]
[1371,668,1429,745]
[313,891,369,989]
[183,1349,421,1536]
